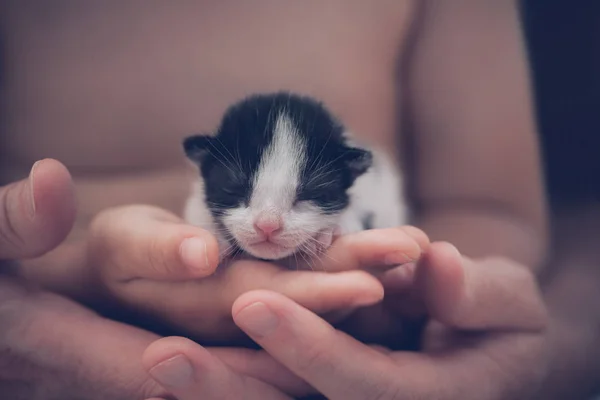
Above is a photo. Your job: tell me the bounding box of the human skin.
[141,243,548,400]
[0,0,572,399]
[1,0,546,342]
[0,160,369,400]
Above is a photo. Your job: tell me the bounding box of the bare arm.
[404,0,548,271]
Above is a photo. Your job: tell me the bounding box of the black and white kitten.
[183,92,407,263]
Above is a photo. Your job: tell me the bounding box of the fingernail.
[384,251,414,266]
[444,242,461,258]
[180,237,209,272]
[27,161,41,218]
[352,290,384,307]
[149,354,193,389]
[234,302,279,338]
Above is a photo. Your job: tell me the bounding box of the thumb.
[0,159,76,260]
[415,242,547,331]
[88,205,220,282]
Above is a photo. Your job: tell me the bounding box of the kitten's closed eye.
[215,181,249,206]
[296,173,348,212]
[222,183,246,197]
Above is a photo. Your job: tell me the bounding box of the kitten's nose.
[254,218,282,237]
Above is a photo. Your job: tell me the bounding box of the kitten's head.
[184,92,372,260]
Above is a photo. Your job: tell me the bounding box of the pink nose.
[254,219,282,236]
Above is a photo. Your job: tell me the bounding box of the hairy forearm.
[415,203,548,273]
[0,275,161,400]
[0,276,89,400]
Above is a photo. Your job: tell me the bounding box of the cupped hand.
[88,205,428,342]
[142,242,550,400]
[234,243,549,400]
[0,160,306,400]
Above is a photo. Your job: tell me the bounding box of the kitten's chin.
[243,241,297,261]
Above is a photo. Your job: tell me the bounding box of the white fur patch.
[339,147,408,234]
[220,112,330,260]
[250,113,305,218]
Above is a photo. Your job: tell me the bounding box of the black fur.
[183,92,372,220]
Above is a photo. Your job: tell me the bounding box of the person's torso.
[0,1,415,226]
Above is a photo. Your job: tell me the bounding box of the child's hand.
[86,205,428,342]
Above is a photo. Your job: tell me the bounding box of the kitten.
[183,92,407,265]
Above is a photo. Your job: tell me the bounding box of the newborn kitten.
[183,92,407,265]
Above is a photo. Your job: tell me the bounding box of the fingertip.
[421,242,462,268]
[179,234,219,277]
[399,225,431,251]
[416,241,466,321]
[142,337,184,371]
[323,227,427,272]
[353,271,385,304]
[143,336,211,372]
[0,159,76,259]
[232,290,286,318]
[31,158,76,224]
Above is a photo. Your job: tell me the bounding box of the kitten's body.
[183,92,407,265]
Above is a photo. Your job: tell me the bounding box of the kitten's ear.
[183,134,214,163]
[343,147,373,179]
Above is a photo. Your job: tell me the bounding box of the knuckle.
[295,338,335,374]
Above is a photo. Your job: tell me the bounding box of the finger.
[226,260,385,312]
[416,242,548,331]
[143,337,292,400]
[126,261,385,317]
[313,226,430,272]
[232,290,545,400]
[379,261,417,291]
[120,261,384,342]
[88,205,220,282]
[208,347,314,397]
[0,159,76,260]
[232,290,401,400]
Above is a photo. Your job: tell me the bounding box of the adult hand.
[1,275,312,400]
[0,160,306,400]
[88,205,428,342]
[142,242,549,400]
[0,158,75,261]
[234,242,549,400]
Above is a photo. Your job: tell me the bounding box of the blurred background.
[523,0,600,206]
